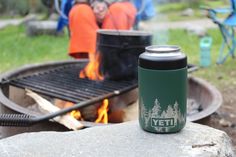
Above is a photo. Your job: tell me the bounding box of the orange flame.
[70,110,83,120]
[63,99,109,124]
[63,102,83,120]
[79,53,104,80]
[95,99,109,124]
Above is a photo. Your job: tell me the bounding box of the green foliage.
[183,0,203,9]
[0,0,47,16]
[156,0,229,21]
[201,0,229,8]
[157,0,228,13]
[157,2,189,13]
[0,25,70,72]
[0,0,29,15]
[167,28,236,89]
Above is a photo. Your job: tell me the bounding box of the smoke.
[138,2,169,45]
[151,14,169,45]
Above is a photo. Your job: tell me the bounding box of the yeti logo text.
[151,118,174,127]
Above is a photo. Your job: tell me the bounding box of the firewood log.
[26,89,84,130]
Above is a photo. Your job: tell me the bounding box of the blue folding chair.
[201,0,236,64]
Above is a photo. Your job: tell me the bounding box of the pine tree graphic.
[140,97,151,127]
[141,98,185,132]
[151,99,161,117]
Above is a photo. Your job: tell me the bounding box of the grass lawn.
[156,1,229,21]
[0,25,236,90]
[0,25,70,72]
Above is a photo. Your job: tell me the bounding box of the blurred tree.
[41,0,54,8]
[0,0,47,17]
[0,0,29,16]
[41,0,55,18]
[0,0,6,14]
[29,0,36,13]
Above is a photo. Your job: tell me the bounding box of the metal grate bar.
[47,69,134,90]
[32,74,121,93]
[11,80,90,101]
[8,63,137,103]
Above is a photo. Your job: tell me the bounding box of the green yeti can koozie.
[138,45,187,133]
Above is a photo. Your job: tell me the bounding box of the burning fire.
[95,99,109,124]
[65,99,109,124]
[70,110,83,120]
[79,53,104,80]
[69,52,109,123]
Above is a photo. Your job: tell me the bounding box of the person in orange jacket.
[68,0,137,59]
[68,0,98,59]
[102,0,137,30]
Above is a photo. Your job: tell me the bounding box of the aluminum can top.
[139,45,187,70]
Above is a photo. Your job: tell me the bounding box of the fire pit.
[0,60,222,138]
[0,60,139,137]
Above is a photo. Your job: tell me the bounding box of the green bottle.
[138,45,187,133]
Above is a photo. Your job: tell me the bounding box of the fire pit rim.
[187,76,222,122]
[0,59,88,82]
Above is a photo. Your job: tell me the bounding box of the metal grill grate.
[8,63,137,103]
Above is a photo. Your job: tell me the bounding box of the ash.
[187,99,202,116]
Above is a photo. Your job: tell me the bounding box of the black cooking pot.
[97,29,152,80]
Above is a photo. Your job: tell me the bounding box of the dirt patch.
[204,86,236,148]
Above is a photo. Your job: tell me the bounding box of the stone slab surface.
[0,121,235,157]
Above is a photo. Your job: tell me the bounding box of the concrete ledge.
[0,121,235,157]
